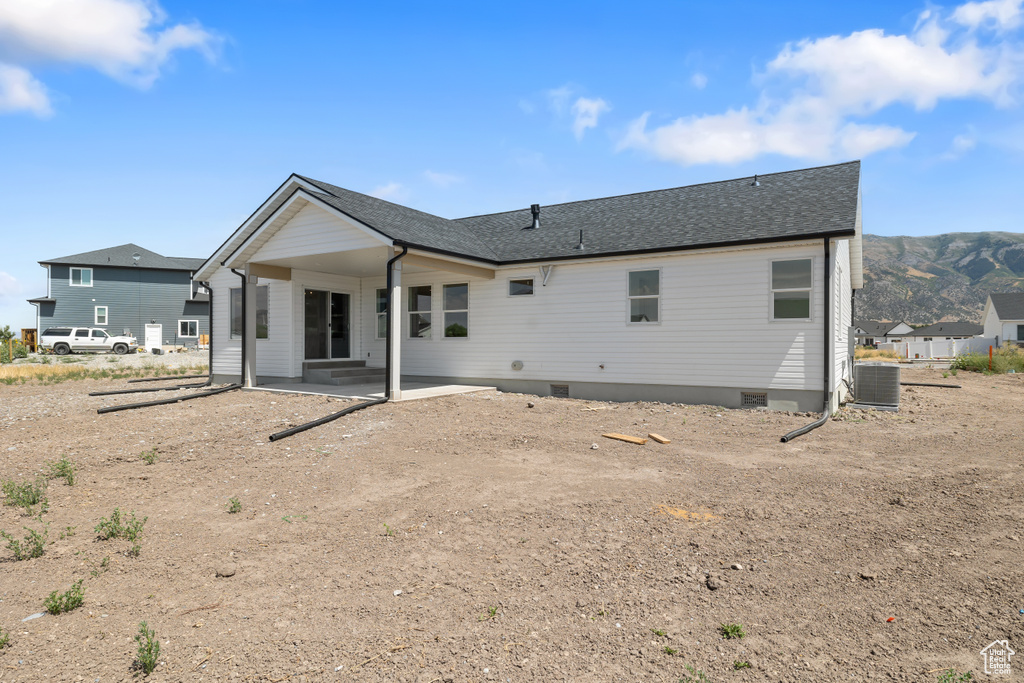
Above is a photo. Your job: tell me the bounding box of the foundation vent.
[550,384,569,398]
[741,392,768,408]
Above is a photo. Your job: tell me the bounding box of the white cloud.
[953,0,1023,30]
[423,170,463,188]
[691,72,708,89]
[370,182,406,201]
[0,271,21,300]
[619,2,1023,165]
[0,0,218,116]
[570,96,610,140]
[0,63,51,116]
[943,132,979,158]
[546,85,574,114]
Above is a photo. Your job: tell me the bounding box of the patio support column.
[243,265,257,388]
[388,257,403,400]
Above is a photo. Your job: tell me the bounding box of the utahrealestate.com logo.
[980,640,1014,676]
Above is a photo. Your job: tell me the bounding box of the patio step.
[301,360,385,386]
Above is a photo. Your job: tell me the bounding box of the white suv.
[39,327,138,355]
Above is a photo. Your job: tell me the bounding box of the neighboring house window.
[771,259,812,320]
[376,288,387,339]
[179,320,198,338]
[94,306,108,325]
[1017,324,1024,340]
[408,285,432,339]
[509,278,534,296]
[70,267,93,287]
[628,270,660,323]
[443,283,469,338]
[924,337,932,342]
[230,286,269,339]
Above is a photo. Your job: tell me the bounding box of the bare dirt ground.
[0,368,1021,682]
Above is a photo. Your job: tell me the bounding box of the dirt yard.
[0,368,1021,682]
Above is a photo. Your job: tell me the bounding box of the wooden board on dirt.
[648,433,671,444]
[602,433,647,445]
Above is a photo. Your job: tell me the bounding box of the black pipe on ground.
[782,237,832,443]
[127,374,209,383]
[89,382,209,397]
[268,397,387,442]
[900,381,961,389]
[97,384,241,414]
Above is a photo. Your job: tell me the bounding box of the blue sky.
[1,0,1022,330]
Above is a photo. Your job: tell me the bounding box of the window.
[70,267,92,287]
[408,285,432,339]
[94,306,108,325]
[771,259,812,320]
[179,320,198,338]
[74,329,89,339]
[509,278,534,296]
[91,330,108,339]
[628,270,660,323]
[230,285,269,339]
[376,288,388,339]
[443,283,469,338]
[1017,324,1024,341]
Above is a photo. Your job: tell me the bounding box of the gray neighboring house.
[27,244,209,348]
[853,320,914,346]
[901,321,983,341]
[982,293,1024,346]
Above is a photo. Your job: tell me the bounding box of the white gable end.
[251,201,387,263]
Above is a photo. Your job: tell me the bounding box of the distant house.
[982,293,1024,346]
[853,320,914,346]
[901,321,983,341]
[27,244,209,349]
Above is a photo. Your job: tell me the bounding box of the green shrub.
[2,524,47,560]
[952,345,1024,374]
[0,340,28,364]
[0,626,10,649]
[95,508,147,542]
[134,622,160,676]
[139,450,158,465]
[47,455,77,486]
[719,622,745,639]
[2,477,48,513]
[45,579,84,614]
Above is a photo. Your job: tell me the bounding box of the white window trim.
[442,282,470,339]
[94,305,108,326]
[178,320,199,338]
[626,268,662,325]
[768,257,814,322]
[407,284,433,341]
[375,288,388,340]
[70,267,93,287]
[507,277,535,297]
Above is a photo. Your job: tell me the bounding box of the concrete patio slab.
[245,381,495,401]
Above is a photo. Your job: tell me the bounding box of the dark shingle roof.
[40,244,204,271]
[854,320,903,336]
[990,293,1024,321]
[295,161,860,264]
[907,322,983,337]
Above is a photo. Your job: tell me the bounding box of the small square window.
[179,320,198,337]
[509,278,534,296]
[94,306,107,325]
[71,267,93,287]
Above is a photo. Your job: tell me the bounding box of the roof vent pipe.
[751,174,760,187]
[530,204,540,229]
[574,229,585,251]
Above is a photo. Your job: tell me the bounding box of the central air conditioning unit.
[854,363,901,408]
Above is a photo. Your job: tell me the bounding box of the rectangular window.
[70,267,93,287]
[376,288,388,339]
[1017,324,1024,341]
[91,330,108,339]
[628,269,660,323]
[94,306,107,325]
[771,259,812,320]
[230,285,269,339]
[179,320,198,338]
[508,278,534,296]
[443,283,469,338]
[408,285,432,339]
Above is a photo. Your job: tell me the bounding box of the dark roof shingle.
[907,322,983,337]
[990,293,1024,321]
[296,161,860,263]
[40,244,204,271]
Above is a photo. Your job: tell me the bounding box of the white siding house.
[983,293,1024,346]
[193,162,864,412]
